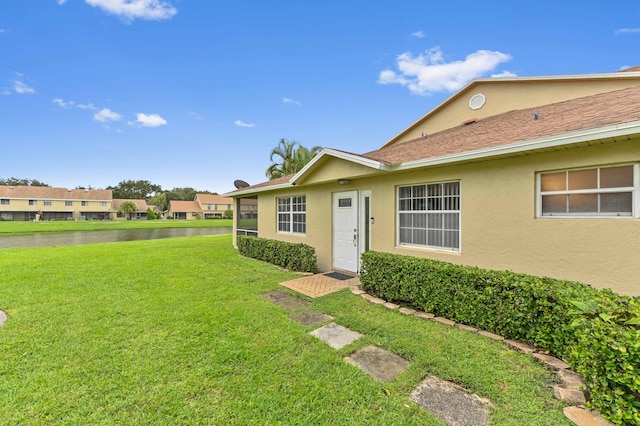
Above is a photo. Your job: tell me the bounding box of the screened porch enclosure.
[236,196,258,237]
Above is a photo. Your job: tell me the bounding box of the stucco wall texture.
[244,139,639,296]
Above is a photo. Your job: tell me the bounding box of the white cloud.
[282,97,301,106]
[94,108,122,122]
[57,0,68,4]
[188,111,202,120]
[84,0,177,21]
[77,102,98,110]
[378,46,512,95]
[491,70,517,78]
[131,113,167,127]
[615,28,640,35]
[0,29,6,33]
[8,73,35,95]
[52,98,74,108]
[234,120,255,128]
[14,80,35,94]
[411,30,425,38]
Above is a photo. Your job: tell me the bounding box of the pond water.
[0,227,232,249]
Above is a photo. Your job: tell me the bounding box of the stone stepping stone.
[345,345,410,382]
[259,290,292,303]
[0,310,6,326]
[259,290,310,310]
[410,376,491,426]
[310,323,362,349]
[275,297,310,310]
[289,310,333,327]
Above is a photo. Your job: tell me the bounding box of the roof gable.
[364,85,640,165]
[384,69,640,147]
[225,81,640,197]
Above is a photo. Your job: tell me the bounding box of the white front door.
[332,190,359,273]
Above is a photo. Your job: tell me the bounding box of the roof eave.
[223,182,294,198]
[393,120,640,171]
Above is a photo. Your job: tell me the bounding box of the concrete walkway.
[280,272,360,298]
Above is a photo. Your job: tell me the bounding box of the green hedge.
[569,294,640,425]
[359,251,640,425]
[359,251,598,358]
[237,236,318,273]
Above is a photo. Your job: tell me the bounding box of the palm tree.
[265,139,322,179]
[118,201,138,220]
[294,144,323,169]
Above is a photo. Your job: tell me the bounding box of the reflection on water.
[0,227,232,249]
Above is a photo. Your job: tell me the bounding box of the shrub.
[237,236,318,273]
[568,294,640,425]
[359,250,639,425]
[359,251,598,358]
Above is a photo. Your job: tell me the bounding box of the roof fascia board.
[393,120,640,171]
[290,148,386,184]
[223,182,294,198]
[381,71,640,148]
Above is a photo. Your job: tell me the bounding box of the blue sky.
[1,1,638,194]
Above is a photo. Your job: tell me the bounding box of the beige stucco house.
[112,198,154,220]
[0,186,113,221]
[195,194,234,219]
[225,68,640,296]
[168,194,234,220]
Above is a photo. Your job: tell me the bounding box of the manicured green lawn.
[0,219,232,235]
[0,235,571,425]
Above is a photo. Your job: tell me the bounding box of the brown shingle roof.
[620,66,640,73]
[196,193,233,204]
[169,200,201,212]
[362,85,640,164]
[227,85,640,195]
[0,186,112,200]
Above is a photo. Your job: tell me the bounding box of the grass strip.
[0,235,571,425]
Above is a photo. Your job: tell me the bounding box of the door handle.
[353,228,357,246]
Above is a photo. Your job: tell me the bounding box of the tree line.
[2,138,322,212]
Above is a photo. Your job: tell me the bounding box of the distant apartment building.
[0,186,233,222]
[168,194,233,220]
[0,186,112,221]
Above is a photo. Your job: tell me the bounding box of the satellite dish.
[234,179,250,189]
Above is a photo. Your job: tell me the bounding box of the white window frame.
[397,181,461,252]
[277,195,306,235]
[536,164,639,218]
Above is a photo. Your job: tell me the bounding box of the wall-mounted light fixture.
[337,179,350,185]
